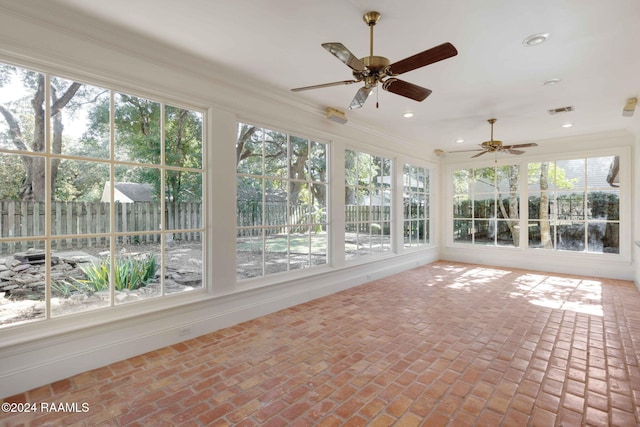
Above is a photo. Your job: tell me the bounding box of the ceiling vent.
[547,105,574,115]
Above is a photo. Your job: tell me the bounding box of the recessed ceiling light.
[543,78,561,86]
[455,138,464,143]
[561,123,573,128]
[523,32,550,47]
[403,112,414,118]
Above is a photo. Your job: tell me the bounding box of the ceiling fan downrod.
[488,118,496,141]
[363,11,381,57]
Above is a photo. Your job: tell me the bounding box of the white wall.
[0,3,439,397]
[632,122,640,288]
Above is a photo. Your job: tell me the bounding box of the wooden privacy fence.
[345,205,392,233]
[236,202,315,237]
[236,203,394,236]
[0,201,201,254]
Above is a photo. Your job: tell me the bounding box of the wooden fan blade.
[471,151,489,158]
[447,149,483,154]
[291,80,359,92]
[322,43,367,72]
[349,86,374,110]
[382,78,432,102]
[507,142,538,149]
[506,149,525,155]
[388,42,458,76]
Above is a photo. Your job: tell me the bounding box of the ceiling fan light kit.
[623,97,637,117]
[291,11,458,110]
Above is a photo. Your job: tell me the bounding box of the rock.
[188,258,202,267]
[1,245,202,322]
[9,288,28,297]
[174,274,202,286]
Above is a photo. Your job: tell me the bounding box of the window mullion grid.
[471,169,475,245]
[552,161,558,249]
[44,73,52,320]
[494,165,498,246]
[261,132,266,277]
[583,158,588,252]
[305,141,312,269]
[286,135,291,272]
[520,160,528,249]
[108,90,116,307]
[160,104,166,296]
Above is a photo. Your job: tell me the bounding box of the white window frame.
[445,146,631,262]
[235,121,330,281]
[0,60,209,331]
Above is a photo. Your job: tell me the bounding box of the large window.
[528,156,619,253]
[0,63,204,328]
[453,165,520,246]
[344,150,392,260]
[403,164,431,248]
[451,156,620,254]
[236,123,328,280]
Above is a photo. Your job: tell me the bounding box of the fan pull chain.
[376,85,379,109]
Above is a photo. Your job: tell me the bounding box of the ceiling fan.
[446,118,538,158]
[291,11,458,110]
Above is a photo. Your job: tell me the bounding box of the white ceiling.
[50,0,640,153]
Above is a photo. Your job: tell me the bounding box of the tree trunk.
[497,165,520,246]
[236,125,258,166]
[539,162,553,248]
[0,76,81,201]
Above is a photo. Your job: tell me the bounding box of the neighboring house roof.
[101,182,154,203]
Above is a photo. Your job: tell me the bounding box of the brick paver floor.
[2,261,640,426]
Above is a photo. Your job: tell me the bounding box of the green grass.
[237,233,327,253]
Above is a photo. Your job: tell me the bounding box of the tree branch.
[0,105,30,152]
[51,82,82,116]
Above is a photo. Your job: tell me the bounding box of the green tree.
[0,154,25,200]
[0,66,88,201]
[164,106,203,202]
[235,124,325,208]
[344,150,377,204]
[528,162,577,248]
[469,165,520,246]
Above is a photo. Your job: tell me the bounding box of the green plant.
[51,280,87,298]
[76,253,158,292]
[51,280,77,298]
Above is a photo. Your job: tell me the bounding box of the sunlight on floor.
[446,266,512,290]
[440,264,604,316]
[512,273,603,316]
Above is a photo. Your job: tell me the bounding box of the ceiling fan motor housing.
[356,56,391,85]
[481,140,503,151]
